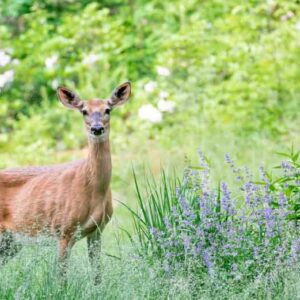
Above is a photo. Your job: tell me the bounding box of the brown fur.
[0,82,131,278]
[0,142,112,237]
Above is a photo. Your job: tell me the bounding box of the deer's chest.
[79,191,113,235]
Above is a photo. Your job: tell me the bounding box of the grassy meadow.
[0,0,300,299]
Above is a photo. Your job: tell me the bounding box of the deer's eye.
[105,108,111,115]
[81,110,88,116]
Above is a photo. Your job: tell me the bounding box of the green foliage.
[0,0,300,157]
[122,170,181,256]
[267,147,300,220]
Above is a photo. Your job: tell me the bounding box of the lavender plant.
[128,150,300,286]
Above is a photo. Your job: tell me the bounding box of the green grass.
[0,133,299,298]
[0,237,189,299]
[1,146,299,299]
[2,237,300,299]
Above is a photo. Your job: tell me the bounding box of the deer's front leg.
[87,229,102,284]
[58,237,74,281]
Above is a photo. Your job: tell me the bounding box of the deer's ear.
[57,87,83,110]
[108,82,131,108]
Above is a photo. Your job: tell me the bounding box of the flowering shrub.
[1,1,300,142]
[128,150,300,285]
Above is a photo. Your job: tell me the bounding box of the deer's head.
[57,82,131,143]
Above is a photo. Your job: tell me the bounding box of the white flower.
[157,99,176,113]
[12,59,19,65]
[45,54,58,69]
[0,51,11,67]
[51,79,59,89]
[295,21,300,31]
[82,53,100,66]
[0,70,14,89]
[156,66,171,76]
[159,91,169,99]
[281,11,294,21]
[144,81,157,92]
[138,104,163,123]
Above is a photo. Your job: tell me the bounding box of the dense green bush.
[0,0,299,157]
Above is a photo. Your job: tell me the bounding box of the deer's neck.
[86,139,112,194]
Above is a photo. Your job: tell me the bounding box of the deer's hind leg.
[0,231,22,266]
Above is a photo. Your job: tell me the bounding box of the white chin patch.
[88,132,109,143]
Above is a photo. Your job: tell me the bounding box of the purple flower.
[259,165,269,184]
[203,249,214,273]
[163,216,172,230]
[183,236,191,252]
[225,153,232,164]
[171,206,179,218]
[282,161,292,170]
[221,182,236,216]
[143,151,300,277]
[198,150,209,168]
[179,195,189,211]
[150,227,160,240]
[291,238,300,262]
[278,193,287,208]
[194,242,202,255]
[244,181,253,206]
[184,220,192,227]
[262,192,272,205]
[253,247,260,259]
[263,207,273,220]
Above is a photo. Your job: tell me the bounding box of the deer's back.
[0,161,85,184]
[0,160,93,235]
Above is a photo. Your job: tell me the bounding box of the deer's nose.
[91,125,105,136]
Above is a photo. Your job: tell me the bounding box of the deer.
[0,82,131,281]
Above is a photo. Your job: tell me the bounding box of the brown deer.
[0,82,131,280]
